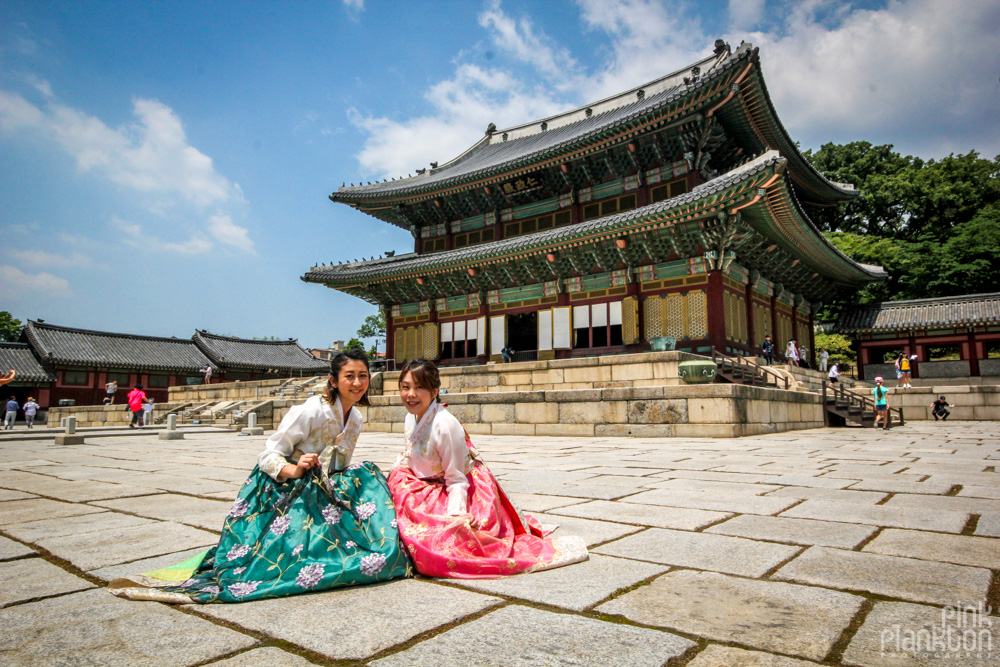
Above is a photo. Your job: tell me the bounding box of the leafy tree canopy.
[0,312,23,342]
[344,338,365,352]
[356,312,386,341]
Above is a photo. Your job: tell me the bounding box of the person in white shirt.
[819,348,829,372]
[828,361,840,388]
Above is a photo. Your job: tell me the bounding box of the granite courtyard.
[1,422,998,666]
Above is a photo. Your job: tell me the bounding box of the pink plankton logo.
[880,603,993,660]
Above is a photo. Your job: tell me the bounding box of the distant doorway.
[507,312,538,360]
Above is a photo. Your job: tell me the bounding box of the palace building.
[304,41,885,367]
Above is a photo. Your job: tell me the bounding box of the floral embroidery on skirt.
[108,462,411,603]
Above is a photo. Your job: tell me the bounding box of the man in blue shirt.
[4,396,18,429]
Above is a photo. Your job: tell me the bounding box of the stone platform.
[1,422,997,665]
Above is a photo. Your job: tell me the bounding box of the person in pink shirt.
[127,384,149,429]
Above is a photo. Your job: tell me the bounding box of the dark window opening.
[581,193,638,222]
[63,371,89,385]
[650,177,688,204]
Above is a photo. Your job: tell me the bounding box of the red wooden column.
[385,312,396,365]
[969,329,981,377]
[706,272,727,354]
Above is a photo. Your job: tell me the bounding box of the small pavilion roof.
[193,331,329,374]
[306,151,884,303]
[331,42,856,224]
[0,342,57,384]
[837,293,1000,334]
[22,321,212,373]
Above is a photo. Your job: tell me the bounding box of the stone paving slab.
[958,484,1000,499]
[530,512,642,546]
[883,493,1000,515]
[621,488,800,515]
[0,489,35,501]
[762,474,860,489]
[206,647,318,666]
[505,492,588,512]
[0,588,257,666]
[688,645,822,666]
[764,486,888,504]
[0,497,106,526]
[0,535,36,560]
[773,546,992,606]
[549,498,732,530]
[370,604,696,667]
[643,477,783,494]
[448,553,667,611]
[651,469,779,483]
[33,521,219,571]
[0,557,95,606]
[974,513,1000,537]
[0,471,159,502]
[847,478,957,495]
[862,528,1000,568]
[593,527,801,577]
[92,493,230,532]
[843,601,998,666]
[780,499,969,533]
[705,515,878,549]
[192,579,501,661]
[597,570,863,661]
[4,510,157,543]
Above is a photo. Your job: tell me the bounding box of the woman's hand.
[449,513,480,530]
[280,453,320,481]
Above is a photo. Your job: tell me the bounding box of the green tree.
[0,312,23,342]
[345,338,365,352]
[814,331,855,363]
[356,312,386,340]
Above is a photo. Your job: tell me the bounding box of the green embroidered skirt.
[108,461,411,603]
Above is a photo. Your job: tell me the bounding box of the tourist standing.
[201,365,213,384]
[127,384,148,429]
[819,348,829,372]
[761,335,775,365]
[894,352,905,388]
[142,398,155,426]
[828,362,840,389]
[22,397,39,429]
[786,339,799,367]
[4,396,18,429]
[105,380,118,404]
[930,395,954,421]
[900,353,914,388]
[387,359,587,578]
[108,349,409,603]
[871,377,890,430]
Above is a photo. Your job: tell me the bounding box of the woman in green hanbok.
[108,349,410,603]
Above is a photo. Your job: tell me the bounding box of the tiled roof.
[837,293,1000,333]
[193,331,329,373]
[0,342,57,383]
[306,151,884,287]
[23,321,213,373]
[331,42,856,210]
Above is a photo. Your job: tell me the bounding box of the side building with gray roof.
[5,320,330,411]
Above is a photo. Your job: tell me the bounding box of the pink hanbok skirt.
[387,463,587,579]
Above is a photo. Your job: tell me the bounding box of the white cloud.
[351,64,567,178]
[342,0,364,12]
[479,0,579,84]
[0,89,257,253]
[732,0,1000,156]
[208,211,255,254]
[350,0,1000,172]
[0,265,71,297]
[7,249,92,269]
[728,0,766,32]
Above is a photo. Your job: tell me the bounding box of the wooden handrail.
[710,347,789,390]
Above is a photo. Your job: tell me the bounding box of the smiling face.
[334,360,370,411]
[399,370,438,421]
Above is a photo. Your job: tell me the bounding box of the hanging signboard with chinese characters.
[498,172,544,196]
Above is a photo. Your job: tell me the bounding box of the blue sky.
[2,0,998,352]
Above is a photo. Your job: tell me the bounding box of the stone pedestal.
[158,431,185,440]
[55,434,86,445]
[242,412,264,435]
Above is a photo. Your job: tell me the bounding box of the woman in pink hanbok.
[387,359,587,578]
